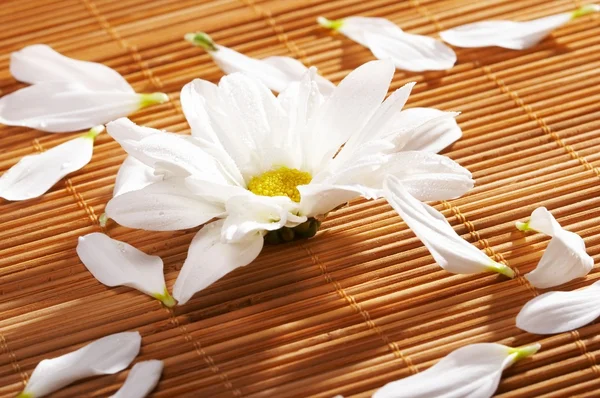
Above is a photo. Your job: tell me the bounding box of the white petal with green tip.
[0,126,102,201]
[439,5,600,50]
[18,332,141,398]
[373,343,540,398]
[110,360,163,398]
[0,82,167,132]
[185,32,334,94]
[383,175,514,278]
[76,232,175,307]
[517,280,600,334]
[517,207,593,288]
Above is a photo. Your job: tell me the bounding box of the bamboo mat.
[1,0,600,396]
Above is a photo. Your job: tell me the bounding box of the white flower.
[383,175,514,278]
[373,343,540,398]
[18,331,141,398]
[110,360,163,398]
[105,60,473,304]
[439,4,600,50]
[516,280,600,334]
[317,16,456,72]
[76,233,175,307]
[185,32,334,94]
[0,126,103,201]
[0,45,168,132]
[516,207,593,288]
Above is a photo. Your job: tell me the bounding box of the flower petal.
[438,6,600,50]
[516,281,600,334]
[186,32,332,94]
[76,233,174,307]
[260,56,335,95]
[110,360,163,398]
[107,118,234,185]
[380,151,474,201]
[10,44,134,92]
[0,82,148,132]
[327,16,456,71]
[0,128,100,201]
[105,179,224,231]
[173,220,264,304]
[113,156,162,198]
[222,194,306,242]
[307,59,395,173]
[20,332,141,398]
[335,82,416,166]
[298,183,364,217]
[518,207,593,289]
[388,108,462,153]
[383,175,514,277]
[373,343,540,398]
[313,151,473,202]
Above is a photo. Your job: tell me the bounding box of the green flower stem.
[16,392,33,398]
[488,261,515,279]
[317,16,344,31]
[184,32,218,52]
[572,4,600,19]
[139,93,169,109]
[83,125,105,141]
[153,288,176,308]
[508,343,541,363]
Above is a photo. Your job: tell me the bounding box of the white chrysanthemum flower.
[0,45,169,133]
[17,332,141,398]
[440,4,600,50]
[373,343,541,398]
[110,360,163,398]
[317,16,456,72]
[105,60,474,304]
[516,207,593,288]
[185,32,334,94]
[0,126,103,201]
[516,280,600,334]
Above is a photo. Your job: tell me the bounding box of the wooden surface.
[2,0,600,397]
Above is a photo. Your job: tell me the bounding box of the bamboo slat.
[1,0,600,397]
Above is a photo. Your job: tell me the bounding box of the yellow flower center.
[247,166,312,202]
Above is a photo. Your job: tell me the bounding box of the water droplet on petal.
[158,211,165,216]
[60,162,71,170]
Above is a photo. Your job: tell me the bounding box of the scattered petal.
[373,343,540,398]
[383,175,514,277]
[173,220,264,305]
[10,44,134,92]
[105,179,224,231]
[185,32,334,94]
[76,233,175,307]
[0,126,102,201]
[439,5,600,50]
[0,82,167,132]
[517,207,593,288]
[516,280,600,334]
[19,332,141,398]
[319,16,456,71]
[110,360,163,398]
